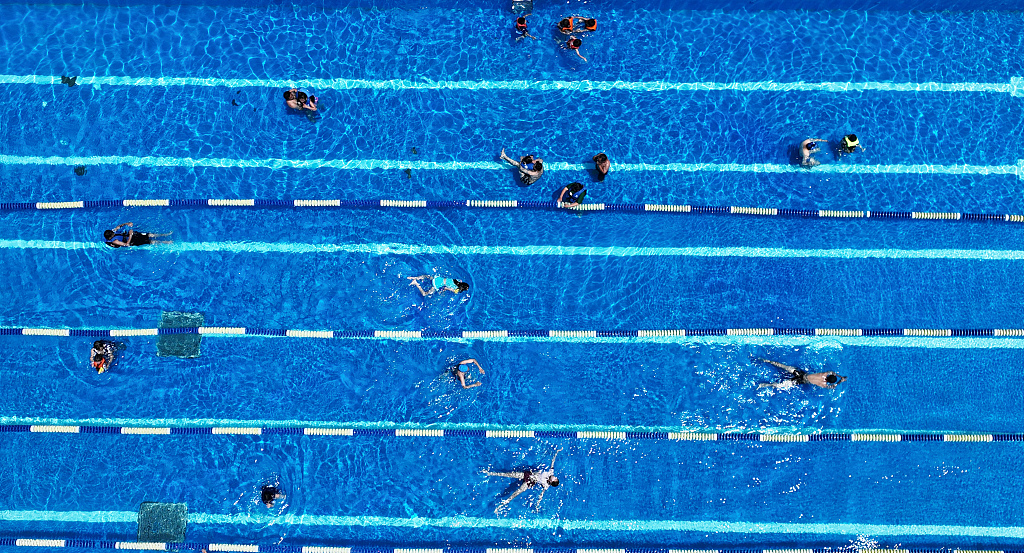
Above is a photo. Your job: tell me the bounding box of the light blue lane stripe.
[0,74,1016,94]
[0,154,1018,176]
[0,509,1019,537]
[5,239,1024,261]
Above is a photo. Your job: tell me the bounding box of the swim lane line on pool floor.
[3,73,1023,95]
[6,196,1024,224]
[2,155,1021,179]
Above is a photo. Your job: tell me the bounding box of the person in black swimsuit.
[756,358,846,389]
[103,222,172,248]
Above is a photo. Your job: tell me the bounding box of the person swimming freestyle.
[407,274,470,296]
[453,358,485,389]
[756,358,847,389]
[800,138,828,167]
[103,222,172,248]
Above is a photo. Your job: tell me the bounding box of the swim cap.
[826,374,838,383]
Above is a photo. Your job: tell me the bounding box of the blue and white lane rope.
[0,421,1018,442]
[3,73,1022,94]
[1,155,1021,179]
[4,326,1023,339]
[5,197,1024,224]
[4,543,1024,553]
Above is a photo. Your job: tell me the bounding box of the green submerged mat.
[137,501,187,543]
[156,311,204,358]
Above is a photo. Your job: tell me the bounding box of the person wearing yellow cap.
[839,134,865,158]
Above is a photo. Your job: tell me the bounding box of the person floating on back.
[756,358,846,389]
[407,274,470,296]
[557,182,587,208]
[514,15,537,41]
[483,448,560,513]
[90,340,117,374]
[566,36,587,62]
[800,138,828,167]
[103,222,172,248]
[592,152,610,180]
[838,134,865,158]
[453,358,485,389]
[261,485,285,508]
[499,147,544,185]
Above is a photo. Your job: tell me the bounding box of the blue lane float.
[6,326,1024,339]
[6,198,1024,224]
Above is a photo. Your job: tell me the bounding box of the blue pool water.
[0,0,1023,550]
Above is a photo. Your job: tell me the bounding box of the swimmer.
[756,358,847,389]
[453,358,485,389]
[566,36,587,62]
[103,222,172,248]
[499,147,544,185]
[592,152,610,180]
[557,182,587,208]
[515,15,537,41]
[579,18,597,32]
[483,448,560,513]
[283,88,318,111]
[800,138,828,167]
[261,485,285,508]
[90,340,116,373]
[557,17,574,34]
[407,274,470,296]
[838,134,865,157]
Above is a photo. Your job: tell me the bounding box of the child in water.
[90,340,117,373]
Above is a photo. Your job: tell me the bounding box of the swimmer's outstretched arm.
[457,371,482,389]
[574,49,588,62]
[459,358,484,375]
[758,358,799,374]
[111,221,133,231]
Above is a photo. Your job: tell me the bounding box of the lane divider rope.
[0,542,1019,553]
[1,326,1018,339]
[0,423,1014,442]
[5,198,1024,224]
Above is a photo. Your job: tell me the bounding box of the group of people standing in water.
[514,14,597,62]
[499,147,610,208]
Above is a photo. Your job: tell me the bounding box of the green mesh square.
[156,311,204,358]
[137,501,187,543]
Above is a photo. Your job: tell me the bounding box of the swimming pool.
[0,0,1022,550]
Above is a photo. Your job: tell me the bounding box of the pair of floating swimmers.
[103,222,172,248]
[756,358,847,389]
[283,88,318,112]
[483,447,560,513]
[499,149,610,186]
[800,134,865,167]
